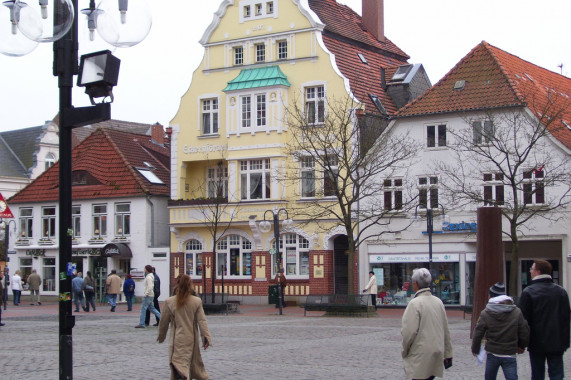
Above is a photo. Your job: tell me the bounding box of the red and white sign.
[0,193,14,219]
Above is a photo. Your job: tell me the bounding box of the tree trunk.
[508,227,519,297]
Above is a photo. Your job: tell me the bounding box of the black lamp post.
[414,204,447,274]
[1,1,151,378]
[259,208,292,316]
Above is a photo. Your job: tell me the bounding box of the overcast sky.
[0,0,569,133]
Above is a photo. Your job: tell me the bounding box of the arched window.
[216,235,252,277]
[272,233,309,277]
[185,239,203,277]
[45,153,56,170]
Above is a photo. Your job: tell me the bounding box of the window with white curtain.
[240,159,270,200]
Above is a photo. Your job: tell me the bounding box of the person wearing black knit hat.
[472,281,529,380]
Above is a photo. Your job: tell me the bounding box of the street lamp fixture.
[0,1,151,379]
[259,208,292,315]
[414,203,448,270]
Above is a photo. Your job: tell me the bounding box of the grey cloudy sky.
[0,0,569,132]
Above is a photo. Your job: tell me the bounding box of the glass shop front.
[369,253,460,306]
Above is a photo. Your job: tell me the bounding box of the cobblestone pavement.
[0,302,569,379]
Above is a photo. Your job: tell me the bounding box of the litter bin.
[268,285,278,305]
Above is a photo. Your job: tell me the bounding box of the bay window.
[240,159,271,200]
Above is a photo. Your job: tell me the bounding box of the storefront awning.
[223,65,291,91]
[101,243,132,258]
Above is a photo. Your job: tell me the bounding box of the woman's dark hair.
[145,264,153,273]
[175,274,196,308]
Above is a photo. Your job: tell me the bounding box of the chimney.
[362,0,385,42]
[151,122,165,145]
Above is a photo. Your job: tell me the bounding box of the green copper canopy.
[223,66,291,91]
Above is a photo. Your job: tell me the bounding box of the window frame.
[240,159,271,200]
[41,206,56,238]
[233,46,244,66]
[72,205,81,238]
[185,239,203,278]
[255,43,266,63]
[19,207,33,238]
[114,202,131,236]
[277,40,288,60]
[426,124,447,148]
[216,235,252,278]
[483,172,505,206]
[271,233,310,278]
[418,176,439,210]
[207,165,229,198]
[301,156,316,198]
[201,98,219,135]
[240,93,267,129]
[383,178,404,211]
[92,203,107,237]
[473,120,494,145]
[305,85,325,125]
[523,169,545,206]
[323,155,339,197]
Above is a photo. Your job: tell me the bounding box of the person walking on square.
[11,270,22,306]
[157,274,211,380]
[123,274,135,311]
[362,271,378,307]
[145,266,161,325]
[401,268,453,380]
[105,269,122,312]
[27,269,42,305]
[518,260,570,380]
[471,282,529,380]
[135,265,160,328]
[82,271,96,312]
[273,268,287,308]
[72,272,86,312]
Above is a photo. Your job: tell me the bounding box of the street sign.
[269,248,277,255]
[0,193,14,219]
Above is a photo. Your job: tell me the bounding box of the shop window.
[483,173,504,206]
[185,239,203,277]
[305,85,325,124]
[216,235,252,277]
[19,207,33,238]
[427,124,446,147]
[383,178,403,210]
[92,204,107,237]
[272,233,309,276]
[43,257,56,291]
[240,159,271,200]
[20,258,33,284]
[115,203,130,236]
[202,99,219,135]
[418,176,439,209]
[72,205,81,238]
[42,207,56,238]
[523,169,545,205]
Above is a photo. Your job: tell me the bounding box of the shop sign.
[72,248,101,256]
[26,249,46,257]
[183,143,227,155]
[442,221,477,233]
[370,253,459,263]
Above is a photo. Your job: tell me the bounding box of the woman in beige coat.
[157,274,212,380]
[401,268,453,380]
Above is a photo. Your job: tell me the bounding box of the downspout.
[146,195,155,247]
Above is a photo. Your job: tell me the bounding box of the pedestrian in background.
[105,269,122,312]
[0,271,5,326]
[27,269,42,305]
[123,274,135,311]
[72,272,86,312]
[135,265,160,328]
[471,282,529,380]
[518,260,570,380]
[83,271,96,312]
[362,271,378,307]
[11,270,23,306]
[145,266,161,325]
[157,274,211,380]
[273,268,287,308]
[401,267,453,380]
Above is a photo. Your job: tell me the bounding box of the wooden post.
[471,207,504,336]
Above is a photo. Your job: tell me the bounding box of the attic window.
[357,53,368,64]
[72,170,100,186]
[391,64,413,82]
[524,73,534,82]
[137,168,164,184]
[368,94,387,115]
[563,121,571,131]
[454,80,466,90]
[143,162,156,170]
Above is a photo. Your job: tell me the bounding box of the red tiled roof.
[8,127,170,204]
[397,41,571,149]
[309,0,410,116]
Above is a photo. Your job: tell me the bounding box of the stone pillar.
[471,207,504,336]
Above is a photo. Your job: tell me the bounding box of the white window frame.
[92,204,107,237]
[114,203,131,236]
[383,178,404,211]
[426,124,447,148]
[240,159,271,200]
[255,43,265,63]
[45,153,56,170]
[207,165,229,198]
[185,239,203,278]
[522,169,545,206]
[19,207,33,238]
[483,172,504,206]
[234,46,244,65]
[43,257,56,291]
[271,233,310,278]
[418,176,439,210]
[41,206,56,238]
[277,40,288,60]
[216,235,252,278]
[473,120,494,145]
[202,98,219,135]
[72,205,81,238]
[301,157,315,198]
[323,155,338,197]
[240,93,266,129]
[305,85,325,124]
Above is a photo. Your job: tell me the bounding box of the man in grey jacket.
[472,282,529,380]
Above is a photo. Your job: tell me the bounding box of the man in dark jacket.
[145,266,161,326]
[472,282,529,380]
[518,260,570,380]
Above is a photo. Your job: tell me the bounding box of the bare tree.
[284,95,421,294]
[435,88,571,295]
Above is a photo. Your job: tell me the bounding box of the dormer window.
[391,64,413,82]
[358,53,367,64]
